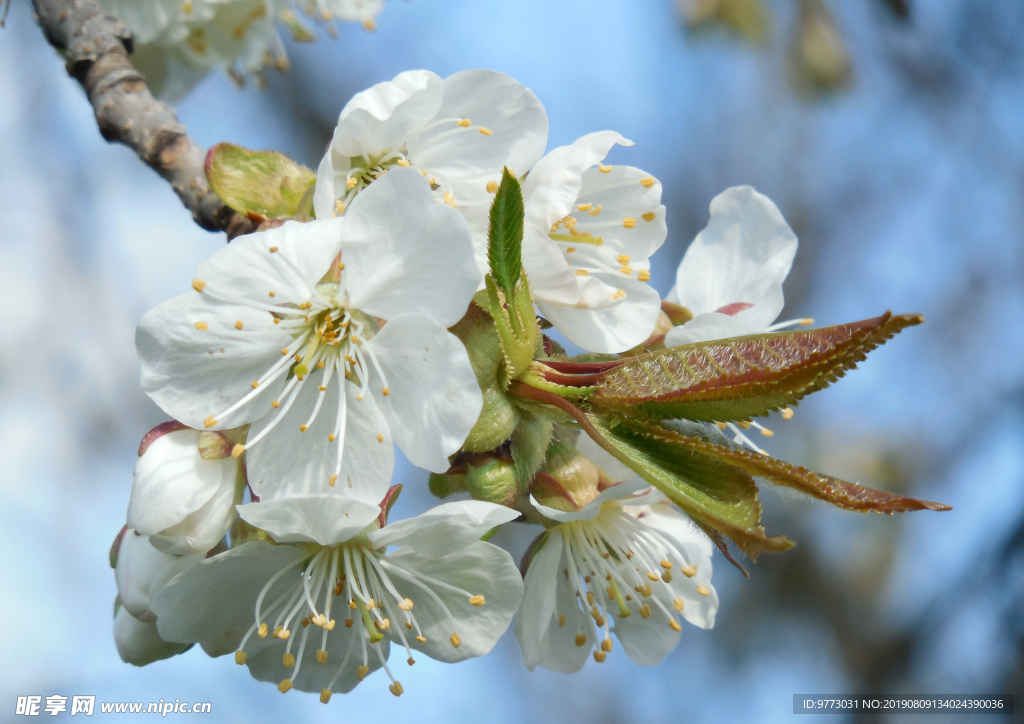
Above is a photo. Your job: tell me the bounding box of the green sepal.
[462,384,520,452]
[428,472,465,499]
[510,411,553,491]
[593,312,923,422]
[484,274,539,385]
[465,456,519,508]
[205,143,317,219]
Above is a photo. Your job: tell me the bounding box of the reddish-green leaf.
[592,312,923,422]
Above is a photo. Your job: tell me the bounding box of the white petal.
[611,593,681,666]
[522,131,631,234]
[383,541,523,662]
[410,70,548,204]
[115,530,202,622]
[332,70,443,158]
[340,168,481,326]
[114,607,189,666]
[137,291,293,430]
[522,226,580,306]
[237,496,381,546]
[662,311,755,346]
[128,429,234,537]
[537,274,661,354]
[673,185,797,329]
[196,218,344,306]
[246,376,394,504]
[531,479,650,524]
[573,165,667,262]
[152,541,309,644]
[367,500,520,554]
[366,314,482,473]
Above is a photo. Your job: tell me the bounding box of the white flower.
[128,425,243,555]
[98,0,215,45]
[521,132,666,353]
[151,495,523,699]
[664,186,800,347]
[113,527,203,623]
[312,68,548,275]
[114,605,190,666]
[137,169,483,503]
[514,479,717,672]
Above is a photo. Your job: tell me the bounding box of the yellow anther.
[333,200,345,215]
[231,444,245,458]
[598,164,612,173]
[450,633,461,648]
[696,584,711,597]
[715,422,727,430]
[346,177,358,189]
[660,559,673,569]
[234,650,246,664]
[280,348,289,356]
[416,635,426,643]
[647,571,660,582]
[268,291,275,297]
[278,679,293,693]
[602,638,613,653]
[575,269,589,276]
[429,177,437,185]
[382,387,390,396]
[586,591,595,606]
[317,361,325,368]
[588,204,603,216]
[641,177,655,188]
[620,265,632,275]
[550,221,561,232]
[320,689,332,704]
[681,563,696,577]
[566,247,576,253]
[760,428,774,437]
[192,278,206,292]
[641,211,656,222]
[278,629,291,640]
[669,619,682,632]
[194,321,208,331]
[478,127,493,136]
[251,381,259,389]
[737,421,751,430]
[469,595,485,606]
[361,18,376,31]
[357,665,369,681]
[299,424,308,433]
[593,650,607,663]
[407,657,415,665]
[203,416,217,429]
[799,318,814,326]
[673,597,685,612]
[377,433,384,443]
[399,598,414,611]
[301,617,310,628]
[623,217,637,229]
[345,619,353,627]
[617,254,631,264]
[663,571,673,583]
[639,604,651,619]
[781,407,795,419]
[577,202,593,211]
[575,634,587,647]
[349,600,357,609]
[273,318,280,325]
[258,623,268,638]
[271,400,280,408]
[268,246,278,253]
[405,622,413,629]
[486,180,498,193]
[558,614,566,628]
[283,653,295,667]
[397,159,411,167]
[367,599,375,609]
[457,118,472,127]
[181,0,192,13]
[444,190,458,208]
[389,682,404,697]
[637,270,651,282]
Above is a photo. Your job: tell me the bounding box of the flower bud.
[530,440,612,514]
[114,529,202,623]
[464,456,519,508]
[128,427,243,555]
[462,385,519,453]
[114,605,189,666]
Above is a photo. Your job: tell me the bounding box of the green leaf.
[487,167,524,298]
[205,143,317,219]
[591,416,793,561]
[593,312,923,422]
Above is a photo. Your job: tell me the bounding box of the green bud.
[530,440,609,514]
[465,457,519,508]
[428,472,465,499]
[462,385,520,453]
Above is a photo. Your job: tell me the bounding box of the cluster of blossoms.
[99,0,384,100]
[113,68,948,699]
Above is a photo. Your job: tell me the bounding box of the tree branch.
[31,0,254,238]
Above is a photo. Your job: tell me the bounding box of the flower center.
[555,507,701,662]
[233,540,485,698]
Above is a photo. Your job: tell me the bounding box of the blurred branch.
[30,0,254,238]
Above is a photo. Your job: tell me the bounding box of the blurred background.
[2,0,1024,721]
